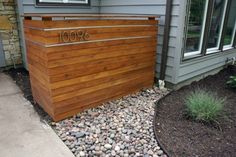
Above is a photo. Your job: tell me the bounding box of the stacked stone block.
[0,0,21,67]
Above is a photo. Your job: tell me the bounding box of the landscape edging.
[153,92,172,157]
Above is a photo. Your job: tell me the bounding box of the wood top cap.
[22,13,159,20]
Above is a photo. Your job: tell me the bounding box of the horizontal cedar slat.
[26,44,155,76]
[53,79,152,121]
[25,41,48,61]
[50,60,154,84]
[47,40,156,61]
[24,26,156,37]
[24,20,157,29]
[28,65,50,87]
[30,75,52,102]
[30,84,54,117]
[48,52,155,76]
[51,65,153,96]
[25,37,156,60]
[24,30,156,45]
[46,37,156,53]
[53,71,154,104]
[48,46,155,68]
[54,73,154,113]
[27,52,48,69]
[55,70,153,104]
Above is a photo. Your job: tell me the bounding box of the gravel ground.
[51,87,168,157]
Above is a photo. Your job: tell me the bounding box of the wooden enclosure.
[23,14,158,121]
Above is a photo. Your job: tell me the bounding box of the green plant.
[184,89,225,123]
[227,75,236,88]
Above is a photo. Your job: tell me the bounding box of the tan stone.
[1,0,14,2]
[0,10,15,15]
[12,30,18,35]
[9,17,16,21]
[3,45,13,51]
[0,16,12,29]
[2,40,9,45]
[4,51,10,58]
[0,32,10,39]
[0,0,22,67]
[4,6,14,10]
[0,3,4,10]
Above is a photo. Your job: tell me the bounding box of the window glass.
[207,0,226,50]
[39,0,88,4]
[68,0,88,3]
[39,0,63,2]
[224,0,236,46]
[185,0,207,54]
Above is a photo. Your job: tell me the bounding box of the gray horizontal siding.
[100,0,168,6]
[100,5,180,16]
[100,0,181,83]
[178,49,236,83]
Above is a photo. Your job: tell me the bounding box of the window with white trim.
[184,0,236,59]
[223,0,236,49]
[36,0,90,6]
[206,0,227,53]
[184,0,208,57]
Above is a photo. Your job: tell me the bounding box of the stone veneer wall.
[0,0,21,67]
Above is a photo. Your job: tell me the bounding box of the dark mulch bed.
[154,66,236,157]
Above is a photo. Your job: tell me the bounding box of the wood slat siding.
[24,17,158,121]
[100,0,181,83]
[16,0,100,68]
[17,0,182,84]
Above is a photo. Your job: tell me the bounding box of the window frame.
[223,20,236,50]
[206,0,228,54]
[183,0,209,58]
[36,0,90,6]
[182,0,236,61]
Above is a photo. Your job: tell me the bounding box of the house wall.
[178,49,236,83]
[100,0,182,83]
[176,1,236,85]
[0,0,21,67]
[100,0,236,86]
[16,0,100,68]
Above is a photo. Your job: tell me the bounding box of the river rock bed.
[51,87,168,157]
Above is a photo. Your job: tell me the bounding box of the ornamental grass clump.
[185,89,225,123]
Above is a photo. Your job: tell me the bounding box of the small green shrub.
[185,89,225,123]
[227,75,236,89]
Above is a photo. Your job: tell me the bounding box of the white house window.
[184,0,236,59]
[223,0,236,49]
[207,0,227,53]
[37,0,89,6]
[184,0,208,57]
